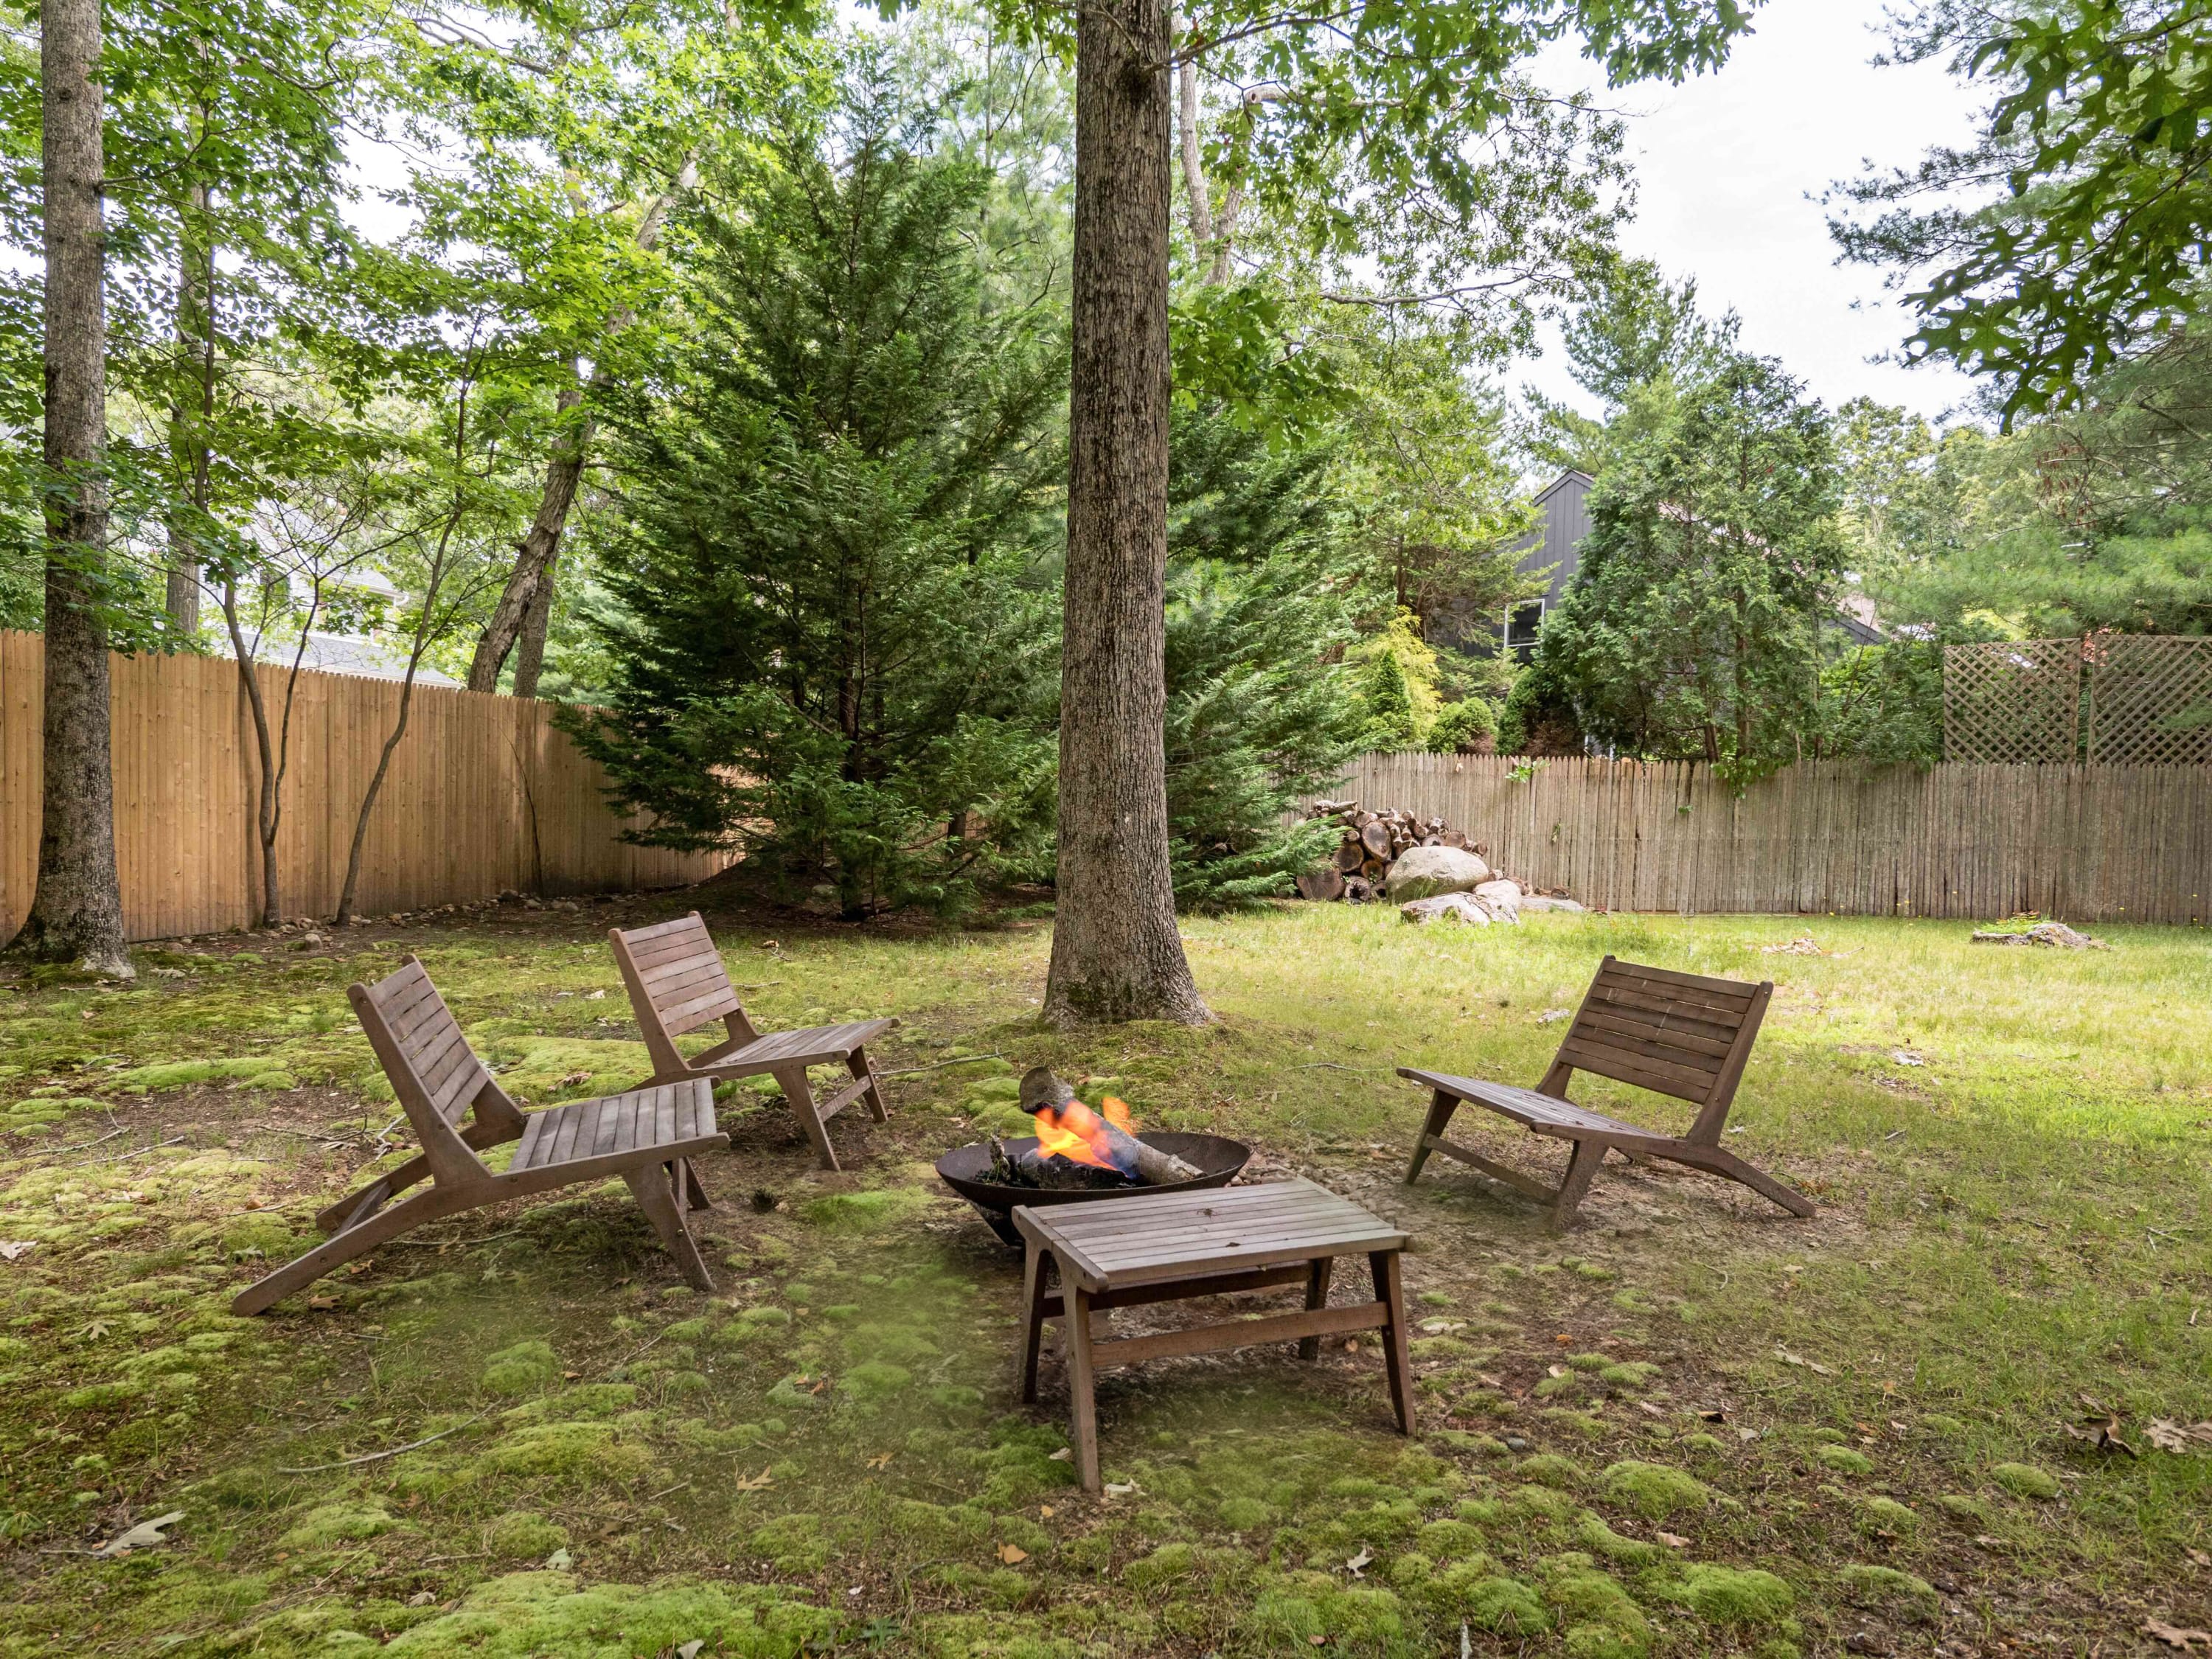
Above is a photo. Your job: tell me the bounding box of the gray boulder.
[1518,894,1586,914]
[1385,844,1492,900]
[1472,879,1522,923]
[1400,893,1490,925]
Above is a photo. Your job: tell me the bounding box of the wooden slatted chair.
[609,913,895,1172]
[232,958,722,1315]
[1400,955,1815,1230]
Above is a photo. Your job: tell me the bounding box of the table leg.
[1063,1271,1102,1494]
[1370,1248,1415,1435]
[1020,1242,1048,1405]
[1297,1256,1335,1360]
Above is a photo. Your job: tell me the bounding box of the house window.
[1505,599,1545,651]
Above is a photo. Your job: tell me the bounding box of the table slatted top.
[1012,1179,1408,1290]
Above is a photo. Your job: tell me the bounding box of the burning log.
[1014,1067,1202,1186]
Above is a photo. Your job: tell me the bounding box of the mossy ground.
[1,897,2207,1656]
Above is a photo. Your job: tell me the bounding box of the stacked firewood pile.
[1292,799,1581,910]
[1294,800,1489,902]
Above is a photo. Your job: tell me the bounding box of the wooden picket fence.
[0,633,731,942]
[1310,752,2211,925]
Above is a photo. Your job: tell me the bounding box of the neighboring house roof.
[218,630,459,687]
[1832,590,1888,647]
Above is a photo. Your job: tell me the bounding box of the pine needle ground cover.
[0,901,2205,1657]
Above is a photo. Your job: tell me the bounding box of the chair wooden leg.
[1406,1090,1458,1185]
[1549,1136,1607,1231]
[1370,1249,1415,1434]
[679,1157,713,1211]
[1020,1243,1049,1404]
[849,1046,890,1124]
[1063,1272,1102,1493]
[1669,1146,1818,1218]
[1297,1256,1334,1360]
[623,1161,717,1293]
[774,1065,839,1172]
[232,1189,453,1316]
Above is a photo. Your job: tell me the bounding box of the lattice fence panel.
[1943,639,2081,763]
[2085,635,2212,764]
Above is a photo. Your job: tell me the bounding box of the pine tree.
[573,88,1065,918]
[1540,355,1846,777]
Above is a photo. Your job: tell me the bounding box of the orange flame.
[1031,1094,1141,1174]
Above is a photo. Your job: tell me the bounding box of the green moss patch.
[799,1188,929,1232]
[481,1340,559,1397]
[1666,1565,1798,1627]
[1815,1444,1872,1475]
[1599,1460,1713,1520]
[1990,1461,2061,1500]
[278,1500,401,1550]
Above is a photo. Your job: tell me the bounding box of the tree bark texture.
[467,158,695,695]
[510,546,557,698]
[467,385,586,692]
[164,175,212,639]
[1043,0,1207,1027]
[13,0,131,978]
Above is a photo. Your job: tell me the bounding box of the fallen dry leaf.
[866,1452,894,1470]
[2062,1417,2138,1458]
[1103,1481,1138,1498]
[1048,1447,1073,1462]
[1344,1547,1373,1577]
[1638,1402,1664,1417]
[2147,1420,2212,1454]
[731,1467,773,1492]
[2186,1547,2211,1569]
[996,1543,1029,1565]
[1040,1506,1055,1520]
[93,1511,185,1558]
[2145,1619,2212,1651]
[1658,1531,1690,1548]
[1775,1348,1834,1376]
[1547,1364,1571,1378]
[0,1241,35,1262]
[554,1070,594,1087]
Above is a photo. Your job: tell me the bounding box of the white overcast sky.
[1514,0,1990,426]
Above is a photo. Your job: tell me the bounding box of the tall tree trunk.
[509,548,556,698]
[1173,15,1213,251]
[218,575,319,930]
[467,384,586,692]
[13,0,131,978]
[1043,0,1207,1027]
[467,159,697,694]
[164,172,212,640]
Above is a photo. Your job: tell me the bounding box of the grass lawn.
[0,896,2206,1658]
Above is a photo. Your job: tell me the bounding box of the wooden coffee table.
[1012,1178,1413,1491]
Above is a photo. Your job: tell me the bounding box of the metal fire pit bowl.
[935,1132,1252,1248]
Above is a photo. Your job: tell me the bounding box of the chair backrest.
[609,913,748,1070]
[1549,956,1771,1144]
[348,958,498,1183]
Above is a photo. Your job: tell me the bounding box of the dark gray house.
[1485,467,1885,657]
[1501,469,1594,656]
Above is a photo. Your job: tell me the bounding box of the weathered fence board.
[1309,753,2211,925]
[0,632,730,942]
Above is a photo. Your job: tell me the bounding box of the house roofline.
[1534,469,1596,503]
